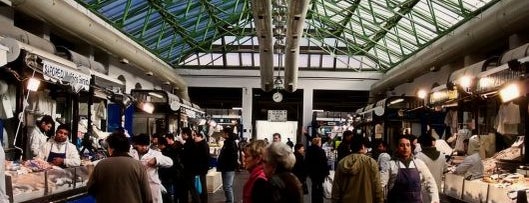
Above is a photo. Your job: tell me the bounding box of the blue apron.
[47,143,67,167]
[388,160,422,203]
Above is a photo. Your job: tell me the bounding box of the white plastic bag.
[323,173,333,198]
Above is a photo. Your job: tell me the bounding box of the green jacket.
[331,153,383,203]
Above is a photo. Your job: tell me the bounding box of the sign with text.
[42,60,90,92]
[268,110,287,122]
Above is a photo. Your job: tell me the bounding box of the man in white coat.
[454,135,483,180]
[37,124,80,167]
[131,133,173,203]
[416,132,447,203]
[28,115,54,158]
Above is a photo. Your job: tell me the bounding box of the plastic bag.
[194,175,203,195]
[323,175,333,198]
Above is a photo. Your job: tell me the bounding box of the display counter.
[4,163,93,203]
[443,173,529,203]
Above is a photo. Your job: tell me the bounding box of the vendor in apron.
[37,124,81,167]
[381,135,440,203]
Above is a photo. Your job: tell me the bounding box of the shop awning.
[448,59,492,89]
[428,84,458,106]
[476,43,529,93]
[0,37,90,92]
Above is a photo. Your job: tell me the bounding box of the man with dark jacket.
[306,136,330,203]
[194,130,210,203]
[336,130,353,163]
[159,134,184,203]
[181,127,200,203]
[292,143,308,194]
[217,126,238,203]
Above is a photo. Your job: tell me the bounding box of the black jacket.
[292,151,307,183]
[159,142,184,183]
[195,139,211,175]
[305,145,329,183]
[252,171,303,203]
[217,137,238,172]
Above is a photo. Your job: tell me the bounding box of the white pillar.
[302,88,313,143]
[241,87,253,139]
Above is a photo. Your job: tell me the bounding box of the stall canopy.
[448,58,499,93]
[428,84,458,106]
[476,43,529,94]
[0,37,90,92]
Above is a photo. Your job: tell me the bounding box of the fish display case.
[4,164,93,203]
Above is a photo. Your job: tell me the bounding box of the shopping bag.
[194,175,203,195]
[323,175,333,198]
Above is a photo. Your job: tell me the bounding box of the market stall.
[441,43,529,203]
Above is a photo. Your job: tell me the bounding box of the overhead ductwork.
[0,22,55,55]
[370,0,529,97]
[250,0,274,92]
[9,0,189,100]
[283,0,310,93]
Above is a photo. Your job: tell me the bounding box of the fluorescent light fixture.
[499,83,520,103]
[27,78,40,91]
[459,75,473,89]
[478,77,494,89]
[148,92,164,99]
[232,107,243,110]
[389,98,404,105]
[312,109,324,112]
[417,89,428,99]
[140,102,155,114]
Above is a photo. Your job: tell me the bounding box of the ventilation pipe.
[250,0,274,92]
[370,0,529,97]
[283,0,310,93]
[0,22,55,55]
[9,0,189,100]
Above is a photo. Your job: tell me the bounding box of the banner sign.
[43,60,90,92]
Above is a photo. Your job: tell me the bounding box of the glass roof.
[76,0,499,72]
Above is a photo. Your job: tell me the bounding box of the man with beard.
[37,123,80,167]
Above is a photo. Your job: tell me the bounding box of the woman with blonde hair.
[242,140,267,203]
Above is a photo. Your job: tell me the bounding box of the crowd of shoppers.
[85,125,459,203]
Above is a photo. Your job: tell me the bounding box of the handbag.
[194,175,203,195]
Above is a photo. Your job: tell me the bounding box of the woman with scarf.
[381,135,439,203]
[242,140,267,203]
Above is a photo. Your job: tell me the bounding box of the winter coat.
[331,153,383,203]
[88,155,153,203]
[217,137,238,172]
[306,145,329,183]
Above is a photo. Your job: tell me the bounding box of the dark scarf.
[421,146,441,160]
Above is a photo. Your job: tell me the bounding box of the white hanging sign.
[42,60,90,92]
[268,110,287,122]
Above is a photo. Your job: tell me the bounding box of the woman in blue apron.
[383,135,439,203]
